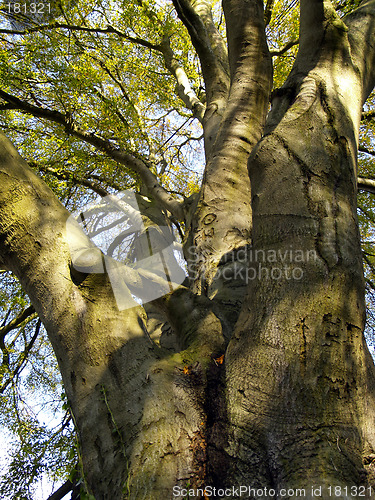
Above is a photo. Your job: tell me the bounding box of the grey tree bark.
[1,0,375,499]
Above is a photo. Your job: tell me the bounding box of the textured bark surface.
[1,0,375,499]
[227,74,373,495]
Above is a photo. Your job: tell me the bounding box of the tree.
[1,0,375,498]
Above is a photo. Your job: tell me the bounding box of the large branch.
[0,129,156,381]
[171,0,230,108]
[0,89,184,220]
[0,305,35,342]
[171,0,231,155]
[295,0,375,115]
[0,132,86,366]
[188,0,272,291]
[270,38,299,57]
[223,0,270,79]
[266,0,373,138]
[217,0,272,150]
[47,480,74,500]
[289,0,363,82]
[190,0,229,74]
[358,176,375,193]
[0,22,161,51]
[359,144,375,156]
[299,0,334,47]
[345,0,375,103]
[295,0,355,75]
[160,36,205,122]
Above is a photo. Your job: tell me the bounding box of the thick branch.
[46,480,74,500]
[0,129,156,386]
[223,0,270,78]
[299,0,344,55]
[0,136,77,329]
[358,176,375,193]
[190,0,229,74]
[218,0,272,149]
[268,0,367,138]
[0,305,35,342]
[171,0,230,107]
[362,109,375,120]
[359,145,375,156]
[270,39,299,57]
[0,22,162,51]
[345,0,375,102]
[188,0,272,295]
[292,0,359,87]
[160,36,205,122]
[0,89,184,220]
[170,1,230,155]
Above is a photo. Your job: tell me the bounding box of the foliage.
[0,274,76,498]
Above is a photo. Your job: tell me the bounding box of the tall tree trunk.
[225,4,375,495]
